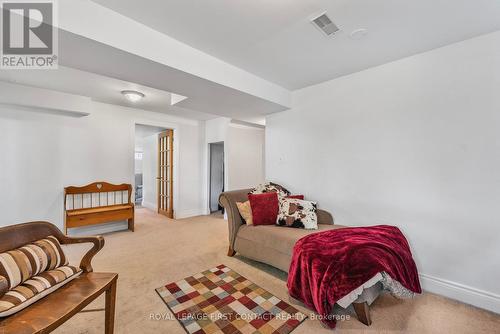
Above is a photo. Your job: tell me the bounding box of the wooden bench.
[64,182,134,234]
[0,221,117,334]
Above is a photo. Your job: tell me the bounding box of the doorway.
[134,124,171,216]
[209,142,224,213]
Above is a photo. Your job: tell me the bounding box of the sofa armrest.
[219,189,252,251]
[317,209,334,225]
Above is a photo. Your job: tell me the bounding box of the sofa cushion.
[248,192,279,226]
[0,265,81,317]
[277,198,318,230]
[236,224,344,256]
[0,236,68,292]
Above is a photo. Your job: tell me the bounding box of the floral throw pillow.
[277,198,318,230]
[250,182,290,199]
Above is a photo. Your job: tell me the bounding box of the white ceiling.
[1,3,290,125]
[0,66,217,121]
[91,0,500,90]
[55,29,285,124]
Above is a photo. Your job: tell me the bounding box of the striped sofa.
[0,235,81,317]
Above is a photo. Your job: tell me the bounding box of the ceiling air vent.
[311,12,339,37]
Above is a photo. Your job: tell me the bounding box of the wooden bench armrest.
[60,235,105,273]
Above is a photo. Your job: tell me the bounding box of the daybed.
[219,188,381,325]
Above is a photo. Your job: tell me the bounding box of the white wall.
[134,137,143,174]
[202,118,266,213]
[226,124,265,191]
[134,157,143,174]
[0,99,206,234]
[266,31,500,313]
[141,134,157,210]
[205,117,230,144]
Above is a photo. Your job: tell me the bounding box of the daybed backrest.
[64,182,132,211]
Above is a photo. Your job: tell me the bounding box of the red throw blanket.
[287,225,421,328]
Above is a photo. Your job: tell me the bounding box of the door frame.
[132,119,180,218]
[208,142,224,213]
[206,141,228,215]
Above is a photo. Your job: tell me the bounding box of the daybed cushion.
[236,224,344,257]
[0,265,81,317]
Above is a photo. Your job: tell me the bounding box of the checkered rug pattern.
[156,264,306,334]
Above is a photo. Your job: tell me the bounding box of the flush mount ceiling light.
[350,28,368,40]
[121,90,145,102]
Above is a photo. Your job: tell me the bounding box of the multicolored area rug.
[156,264,306,334]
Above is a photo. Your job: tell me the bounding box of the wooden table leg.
[105,279,117,334]
[353,302,372,326]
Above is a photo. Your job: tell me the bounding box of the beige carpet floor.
[55,208,500,334]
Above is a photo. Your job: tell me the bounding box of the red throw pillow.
[287,195,304,200]
[248,192,279,226]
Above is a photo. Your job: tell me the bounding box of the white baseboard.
[420,273,500,314]
[138,203,206,219]
[142,201,156,211]
[175,208,205,219]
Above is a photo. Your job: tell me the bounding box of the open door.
[157,130,174,218]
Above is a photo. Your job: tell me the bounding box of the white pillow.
[277,198,318,230]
